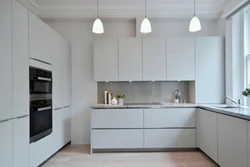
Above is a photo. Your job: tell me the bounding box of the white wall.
[47,19,225,144]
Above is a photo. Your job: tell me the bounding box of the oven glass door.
[30,104,52,143]
[30,75,52,95]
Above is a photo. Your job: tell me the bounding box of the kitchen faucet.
[225,95,240,107]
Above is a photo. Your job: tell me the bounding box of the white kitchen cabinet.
[218,114,248,167]
[13,116,29,167]
[52,29,71,109]
[248,122,250,167]
[12,0,29,118]
[166,37,195,81]
[119,38,142,81]
[91,130,143,149]
[144,129,196,148]
[29,11,52,64]
[142,38,166,81]
[144,108,196,128]
[196,109,218,163]
[195,37,224,103]
[0,0,12,121]
[30,134,53,167]
[91,109,143,128]
[0,120,13,167]
[63,107,71,145]
[94,38,118,81]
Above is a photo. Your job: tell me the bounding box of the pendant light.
[93,0,104,34]
[141,0,152,33]
[189,0,201,32]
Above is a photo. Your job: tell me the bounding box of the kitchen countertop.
[90,103,250,121]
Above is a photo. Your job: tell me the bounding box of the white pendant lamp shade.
[141,17,152,33]
[93,18,104,34]
[189,0,201,32]
[189,16,201,32]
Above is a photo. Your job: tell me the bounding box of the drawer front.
[91,109,143,128]
[144,129,196,148]
[91,130,143,149]
[144,108,196,128]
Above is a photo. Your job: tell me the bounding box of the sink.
[216,105,249,109]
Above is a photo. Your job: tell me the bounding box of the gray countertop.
[90,103,250,121]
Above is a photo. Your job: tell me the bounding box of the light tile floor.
[43,145,218,167]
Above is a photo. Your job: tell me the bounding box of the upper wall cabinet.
[94,38,118,81]
[143,38,166,81]
[12,0,29,118]
[167,37,195,81]
[119,38,142,81]
[195,37,225,103]
[29,11,52,64]
[0,0,12,121]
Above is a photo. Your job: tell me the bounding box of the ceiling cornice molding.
[17,0,39,14]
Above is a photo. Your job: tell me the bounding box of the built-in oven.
[30,99,52,143]
[30,67,52,100]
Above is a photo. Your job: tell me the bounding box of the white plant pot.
[118,98,124,105]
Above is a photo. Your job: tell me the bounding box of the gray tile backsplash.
[97,81,190,103]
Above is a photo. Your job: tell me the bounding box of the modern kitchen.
[1,0,250,167]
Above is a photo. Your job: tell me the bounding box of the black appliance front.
[30,67,52,100]
[30,99,53,143]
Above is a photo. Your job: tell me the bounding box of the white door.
[218,114,248,167]
[29,11,52,64]
[12,0,29,118]
[0,0,12,121]
[93,38,118,81]
[196,109,218,163]
[143,38,166,81]
[195,37,224,103]
[119,38,142,81]
[167,37,195,81]
[0,120,13,167]
[13,116,29,167]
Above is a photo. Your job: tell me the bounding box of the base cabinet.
[0,120,13,167]
[218,114,248,167]
[13,116,29,167]
[91,130,143,149]
[196,109,218,163]
[144,129,196,148]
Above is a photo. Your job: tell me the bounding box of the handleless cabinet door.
[196,109,218,163]
[13,116,29,167]
[143,38,166,81]
[29,11,52,64]
[12,0,29,118]
[167,37,195,81]
[0,120,13,167]
[218,114,247,167]
[119,38,142,81]
[0,0,12,121]
[94,38,118,81]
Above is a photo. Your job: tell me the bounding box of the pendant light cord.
[97,0,99,18]
[145,0,147,17]
[194,0,196,16]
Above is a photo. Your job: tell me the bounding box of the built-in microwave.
[30,67,52,100]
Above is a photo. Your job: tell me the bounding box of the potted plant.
[242,88,250,108]
[117,94,125,105]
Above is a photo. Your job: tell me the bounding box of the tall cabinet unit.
[166,37,195,81]
[0,0,12,121]
[119,38,142,81]
[93,38,118,81]
[29,11,52,64]
[194,37,225,103]
[142,38,166,81]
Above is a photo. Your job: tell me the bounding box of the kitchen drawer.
[91,109,143,128]
[144,129,196,148]
[144,108,196,128]
[91,130,143,149]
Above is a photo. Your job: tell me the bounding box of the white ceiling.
[25,0,230,20]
